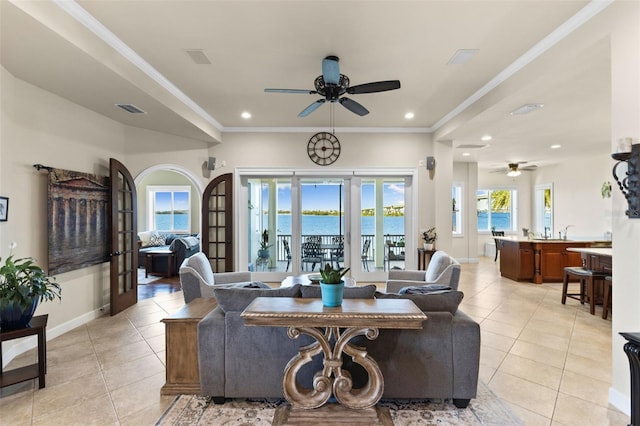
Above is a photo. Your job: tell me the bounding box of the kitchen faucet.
[544,227,550,239]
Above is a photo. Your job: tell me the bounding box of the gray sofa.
[197,283,480,408]
[138,232,200,275]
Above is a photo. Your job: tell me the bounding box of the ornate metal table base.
[284,326,382,409]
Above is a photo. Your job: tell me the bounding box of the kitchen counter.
[496,238,610,284]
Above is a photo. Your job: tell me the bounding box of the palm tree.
[491,190,511,212]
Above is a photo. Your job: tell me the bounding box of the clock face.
[307,132,341,166]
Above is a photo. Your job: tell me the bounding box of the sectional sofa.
[196,283,481,408]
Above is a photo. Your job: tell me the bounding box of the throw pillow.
[300,284,377,299]
[214,284,301,312]
[375,290,463,314]
[138,231,153,247]
[147,231,166,247]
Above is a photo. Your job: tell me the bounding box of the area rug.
[155,381,523,425]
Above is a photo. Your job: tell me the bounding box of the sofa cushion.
[214,284,302,312]
[425,251,453,282]
[300,284,377,299]
[375,290,463,314]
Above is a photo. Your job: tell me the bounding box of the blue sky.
[271,181,405,211]
[155,191,189,211]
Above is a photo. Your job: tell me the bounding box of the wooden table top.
[241,297,426,329]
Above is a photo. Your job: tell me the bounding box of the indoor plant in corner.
[422,227,437,250]
[319,263,350,307]
[0,243,61,330]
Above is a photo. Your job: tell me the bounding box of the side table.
[0,314,48,389]
[161,298,218,395]
[145,249,175,278]
[621,332,640,426]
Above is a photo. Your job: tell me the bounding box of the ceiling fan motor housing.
[314,75,349,101]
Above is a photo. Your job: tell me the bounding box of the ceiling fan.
[491,162,538,176]
[264,55,401,117]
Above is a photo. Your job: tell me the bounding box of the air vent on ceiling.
[185,49,212,65]
[116,104,146,114]
[510,103,544,115]
[447,49,479,65]
[456,144,488,149]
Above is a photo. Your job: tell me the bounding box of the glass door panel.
[248,178,291,272]
[300,178,346,273]
[360,178,406,273]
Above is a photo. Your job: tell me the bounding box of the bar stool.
[561,266,609,315]
[602,276,612,320]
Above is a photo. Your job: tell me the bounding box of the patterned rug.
[155,381,522,425]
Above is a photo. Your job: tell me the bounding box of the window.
[452,184,462,235]
[147,186,191,233]
[477,188,517,231]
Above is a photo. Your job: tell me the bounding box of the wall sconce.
[611,138,640,218]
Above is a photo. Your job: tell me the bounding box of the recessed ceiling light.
[510,103,544,115]
[550,144,561,149]
[481,135,492,141]
[462,152,471,157]
[404,112,415,119]
[241,111,251,119]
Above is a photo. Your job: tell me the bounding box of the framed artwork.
[0,197,8,221]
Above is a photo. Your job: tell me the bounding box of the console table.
[241,297,426,415]
[417,248,436,270]
[0,314,48,389]
[161,298,218,395]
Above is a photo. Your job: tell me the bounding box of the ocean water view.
[156,213,189,231]
[274,214,405,236]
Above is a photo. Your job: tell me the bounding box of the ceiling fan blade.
[339,97,369,116]
[298,99,325,117]
[322,56,340,85]
[347,80,401,94]
[265,88,317,94]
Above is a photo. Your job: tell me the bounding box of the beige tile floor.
[0,257,630,425]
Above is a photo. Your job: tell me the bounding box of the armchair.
[385,250,460,293]
[179,252,253,303]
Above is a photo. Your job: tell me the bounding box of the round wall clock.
[307,132,341,166]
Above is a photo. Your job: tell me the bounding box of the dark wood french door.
[202,173,233,272]
[109,158,138,315]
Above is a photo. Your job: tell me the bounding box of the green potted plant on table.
[422,227,437,250]
[0,243,61,330]
[319,263,350,307]
[257,229,272,259]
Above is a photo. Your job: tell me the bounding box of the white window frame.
[146,185,191,233]
[476,187,518,233]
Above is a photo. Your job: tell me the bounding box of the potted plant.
[422,227,437,250]
[257,229,272,259]
[0,243,61,330]
[319,263,350,307]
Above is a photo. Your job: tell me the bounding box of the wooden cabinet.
[500,240,534,281]
[161,298,218,395]
[499,238,599,284]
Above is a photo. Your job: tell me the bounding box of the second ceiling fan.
[264,55,401,117]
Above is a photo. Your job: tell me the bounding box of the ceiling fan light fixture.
[507,169,522,177]
[510,103,545,116]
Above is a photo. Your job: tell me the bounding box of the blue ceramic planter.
[0,299,38,330]
[320,281,345,307]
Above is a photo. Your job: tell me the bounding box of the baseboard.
[1,305,108,369]
[609,386,631,416]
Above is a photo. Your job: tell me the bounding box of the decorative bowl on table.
[308,274,322,285]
